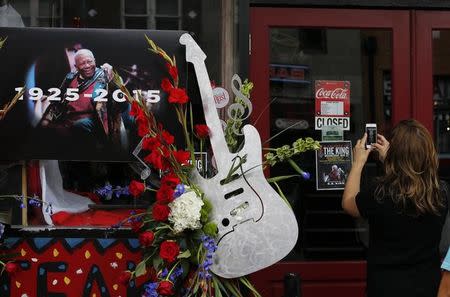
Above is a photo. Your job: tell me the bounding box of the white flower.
[169,190,204,233]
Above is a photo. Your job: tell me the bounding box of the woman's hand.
[372,134,389,163]
[353,133,372,167]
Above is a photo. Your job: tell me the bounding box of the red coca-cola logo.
[315,87,348,100]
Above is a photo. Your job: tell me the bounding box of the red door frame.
[415,11,450,134]
[250,7,411,146]
[249,8,411,297]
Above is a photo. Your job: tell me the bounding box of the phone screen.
[366,125,377,148]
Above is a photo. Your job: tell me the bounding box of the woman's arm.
[342,133,371,217]
[438,271,450,297]
[438,250,450,297]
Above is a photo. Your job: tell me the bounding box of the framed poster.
[316,141,352,190]
[0,27,187,161]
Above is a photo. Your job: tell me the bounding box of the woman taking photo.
[342,119,448,297]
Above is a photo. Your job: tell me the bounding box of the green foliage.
[265,137,320,167]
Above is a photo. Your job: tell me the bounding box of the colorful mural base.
[0,236,148,297]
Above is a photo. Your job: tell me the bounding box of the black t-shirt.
[355,182,448,297]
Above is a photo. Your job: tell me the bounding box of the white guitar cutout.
[180,33,298,278]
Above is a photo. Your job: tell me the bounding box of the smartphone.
[365,123,377,149]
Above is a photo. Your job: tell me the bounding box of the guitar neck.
[191,61,229,166]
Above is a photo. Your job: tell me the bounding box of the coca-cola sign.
[315,80,350,118]
[315,87,349,100]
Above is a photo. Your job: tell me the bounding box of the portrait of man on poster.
[37,48,127,151]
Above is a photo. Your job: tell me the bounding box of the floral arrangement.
[109,36,320,296]
[0,33,321,296]
[121,35,321,296]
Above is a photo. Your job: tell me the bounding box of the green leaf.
[152,256,163,270]
[239,277,262,297]
[267,174,301,183]
[202,198,213,213]
[200,198,213,223]
[273,181,292,208]
[177,250,191,259]
[223,280,243,297]
[134,260,147,277]
[213,277,224,297]
[213,275,230,297]
[212,275,230,297]
[180,260,190,279]
[0,36,7,49]
[287,158,303,175]
[203,221,218,236]
[193,277,200,294]
[145,35,157,50]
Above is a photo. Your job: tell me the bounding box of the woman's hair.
[375,119,443,214]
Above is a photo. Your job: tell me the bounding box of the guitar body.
[180,33,298,278]
[191,125,299,278]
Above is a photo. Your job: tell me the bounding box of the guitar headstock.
[179,33,206,63]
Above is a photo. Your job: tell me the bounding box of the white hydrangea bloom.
[169,190,204,233]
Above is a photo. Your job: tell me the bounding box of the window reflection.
[269,28,392,260]
[433,30,450,156]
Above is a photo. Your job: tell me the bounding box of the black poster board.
[0,28,187,161]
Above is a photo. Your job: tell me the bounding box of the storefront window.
[269,28,392,260]
[432,30,450,157]
[0,0,237,227]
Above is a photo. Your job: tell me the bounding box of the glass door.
[416,12,450,174]
[250,8,410,297]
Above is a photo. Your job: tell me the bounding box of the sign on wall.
[316,141,352,190]
[314,80,350,131]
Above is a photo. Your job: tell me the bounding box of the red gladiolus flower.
[142,137,161,151]
[159,240,180,263]
[148,267,158,282]
[195,124,209,138]
[137,122,150,137]
[129,180,145,197]
[158,280,175,295]
[156,185,175,204]
[166,63,178,81]
[129,101,141,117]
[168,88,189,104]
[173,150,191,165]
[161,173,180,188]
[130,220,143,233]
[152,203,170,221]
[161,78,173,93]
[5,262,18,275]
[138,231,155,247]
[144,149,170,171]
[144,150,162,170]
[118,270,132,286]
[161,130,174,145]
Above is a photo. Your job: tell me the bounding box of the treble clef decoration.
[180,33,298,278]
[227,74,253,136]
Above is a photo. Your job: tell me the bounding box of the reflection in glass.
[155,17,179,30]
[156,0,178,15]
[269,28,392,261]
[432,30,450,156]
[124,0,147,15]
[125,17,147,29]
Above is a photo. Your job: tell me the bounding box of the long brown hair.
[375,119,443,214]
